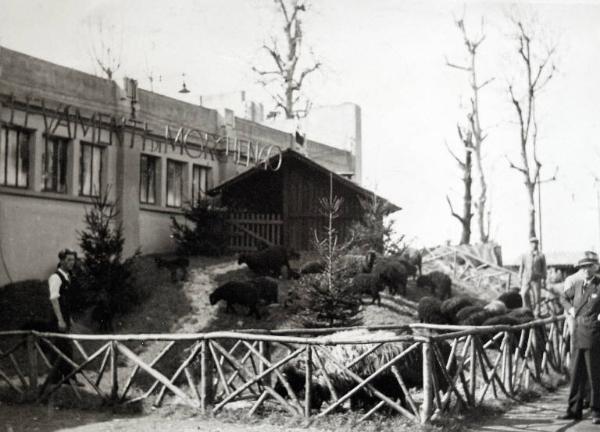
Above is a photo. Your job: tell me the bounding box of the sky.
[1,0,600,263]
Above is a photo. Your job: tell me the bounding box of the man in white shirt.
[42,248,82,390]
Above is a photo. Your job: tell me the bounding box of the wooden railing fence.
[0,316,569,424]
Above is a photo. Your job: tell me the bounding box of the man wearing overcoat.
[558,252,600,424]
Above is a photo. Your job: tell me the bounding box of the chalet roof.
[209,148,401,213]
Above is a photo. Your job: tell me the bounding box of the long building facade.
[0,47,356,285]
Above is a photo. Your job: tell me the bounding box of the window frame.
[139,153,159,205]
[42,135,69,194]
[192,164,210,203]
[166,159,185,208]
[79,142,104,197]
[0,125,31,189]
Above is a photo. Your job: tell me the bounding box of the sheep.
[238,246,295,278]
[454,305,485,323]
[416,271,452,300]
[300,260,326,275]
[496,288,523,310]
[273,329,454,412]
[209,281,262,320]
[417,296,449,325]
[154,256,190,282]
[440,295,480,323]
[373,258,408,296]
[506,307,534,322]
[483,300,508,316]
[399,248,423,277]
[397,259,417,279]
[352,273,386,306]
[248,276,279,305]
[316,329,453,410]
[274,361,331,410]
[458,310,493,326]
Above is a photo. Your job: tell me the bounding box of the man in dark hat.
[557,251,600,424]
[519,237,547,316]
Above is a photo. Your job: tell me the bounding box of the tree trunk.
[460,151,473,244]
[474,149,488,243]
[527,182,537,239]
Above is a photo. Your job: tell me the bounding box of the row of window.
[140,154,209,207]
[0,126,210,208]
[0,127,102,196]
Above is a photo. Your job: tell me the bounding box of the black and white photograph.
[1,1,600,431]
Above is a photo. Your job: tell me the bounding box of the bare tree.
[446,127,474,245]
[86,18,123,81]
[505,16,557,239]
[253,0,321,119]
[446,16,494,243]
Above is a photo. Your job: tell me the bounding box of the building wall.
[0,46,356,285]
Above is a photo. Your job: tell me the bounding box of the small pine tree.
[75,189,140,329]
[170,197,229,256]
[350,193,405,255]
[294,175,363,328]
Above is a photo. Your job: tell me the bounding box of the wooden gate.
[227,212,283,252]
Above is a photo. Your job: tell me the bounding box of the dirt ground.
[0,403,334,432]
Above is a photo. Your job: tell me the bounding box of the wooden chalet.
[209,149,400,251]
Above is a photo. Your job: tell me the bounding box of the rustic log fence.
[0,316,569,424]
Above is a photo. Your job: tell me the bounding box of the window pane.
[43,139,55,190]
[17,131,29,187]
[167,160,184,207]
[140,155,148,203]
[6,129,17,186]
[0,128,6,185]
[80,144,91,195]
[140,155,158,204]
[57,140,67,193]
[91,146,102,196]
[147,157,156,204]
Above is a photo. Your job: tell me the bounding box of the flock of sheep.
[207,245,452,318]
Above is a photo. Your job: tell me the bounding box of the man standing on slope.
[519,237,547,316]
[558,252,600,424]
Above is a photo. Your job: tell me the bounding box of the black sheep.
[352,273,385,306]
[440,295,479,323]
[458,310,492,326]
[238,246,295,278]
[399,248,423,277]
[209,281,262,319]
[397,259,417,279]
[506,307,535,323]
[248,276,279,305]
[373,258,408,296]
[417,296,449,324]
[274,362,331,410]
[155,256,190,282]
[497,288,523,310]
[416,271,452,300]
[300,260,326,275]
[455,305,485,323]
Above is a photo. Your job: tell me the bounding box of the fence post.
[26,333,38,401]
[110,341,118,403]
[259,340,271,388]
[200,338,214,413]
[304,345,312,418]
[420,339,433,424]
